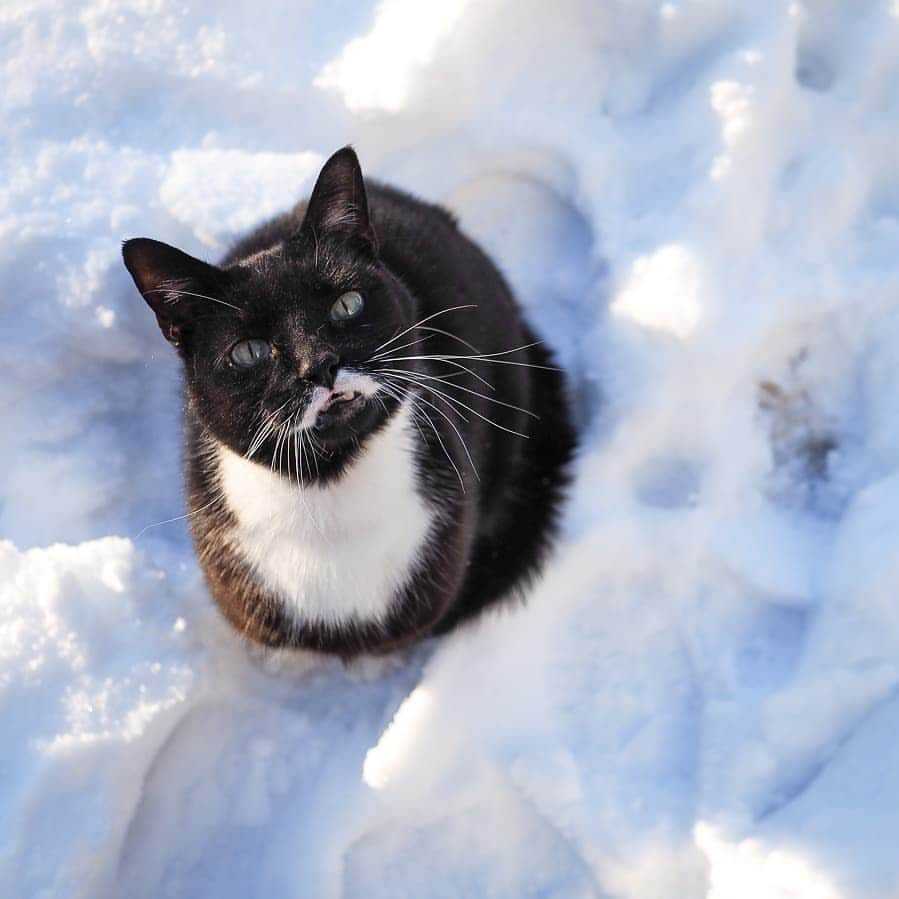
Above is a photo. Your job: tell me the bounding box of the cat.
[123,147,576,658]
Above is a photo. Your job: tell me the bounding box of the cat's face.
[123,148,413,473]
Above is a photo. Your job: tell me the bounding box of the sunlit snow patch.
[363,685,434,790]
[611,244,704,339]
[315,0,472,113]
[696,821,841,899]
[160,148,324,248]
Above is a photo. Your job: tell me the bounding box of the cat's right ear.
[122,238,232,349]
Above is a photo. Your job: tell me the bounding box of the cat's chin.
[309,393,380,447]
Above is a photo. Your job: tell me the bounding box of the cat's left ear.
[297,146,377,255]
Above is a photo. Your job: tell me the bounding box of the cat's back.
[367,184,515,312]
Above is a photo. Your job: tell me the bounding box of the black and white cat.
[123,147,575,657]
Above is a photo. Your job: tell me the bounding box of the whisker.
[417,325,483,355]
[279,414,292,479]
[370,327,483,364]
[373,344,561,373]
[293,426,328,541]
[388,375,467,423]
[287,407,301,480]
[252,407,286,460]
[407,392,480,483]
[371,355,494,389]
[380,377,480,479]
[271,418,287,476]
[369,333,438,359]
[382,392,428,450]
[368,304,478,357]
[246,400,292,460]
[379,381,468,490]
[381,371,530,439]
[376,341,540,362]
[298,425,307,484]
[444,341,543,360]
[144,287,243,313]
[307,431,324,479]
[378,355,561,373]
[375,367,539,419]
[133,496,221,539]
[292,415,299,482]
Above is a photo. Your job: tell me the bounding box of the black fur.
[123,147,576,657]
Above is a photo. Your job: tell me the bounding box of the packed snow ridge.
[3,1,899,896]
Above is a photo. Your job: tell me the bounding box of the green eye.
[330,290,364,322]
[230,338,271,368]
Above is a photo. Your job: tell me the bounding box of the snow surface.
[3,0,899,896]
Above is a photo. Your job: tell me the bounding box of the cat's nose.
[300,351,340,388]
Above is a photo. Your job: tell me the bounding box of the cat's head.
[123,147,414,475]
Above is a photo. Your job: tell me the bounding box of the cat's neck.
[211,402,434,626]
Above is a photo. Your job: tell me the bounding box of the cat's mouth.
[292,369,380,443]
[316,390,364,423]
[308,390,374,442]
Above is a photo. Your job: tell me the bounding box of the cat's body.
[124,149,575,657]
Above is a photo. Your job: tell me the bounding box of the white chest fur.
[215,403,432,626]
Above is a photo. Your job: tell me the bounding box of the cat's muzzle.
[312,390,368,435]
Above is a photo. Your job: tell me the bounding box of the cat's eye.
[230,338,271,368]
[330,290,364,322]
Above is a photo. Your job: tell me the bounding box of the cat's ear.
[122,238,232,349]
[298,146,377,254]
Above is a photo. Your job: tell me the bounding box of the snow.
[2,0,899,896]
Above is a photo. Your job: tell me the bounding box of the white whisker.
[368,304,478,357]
[381,371,530,440]
[144,287,243,313]
[376,367,538,419]
[133,496,221,539]
[417,325,483,356]
[379,381,468,490]
[373,345,560,373]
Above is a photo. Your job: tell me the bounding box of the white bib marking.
[216,402,431,626]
